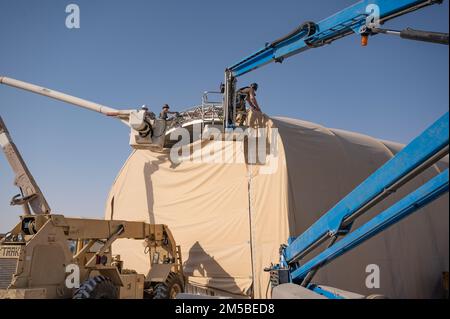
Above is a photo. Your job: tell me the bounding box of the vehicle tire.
[73,275,118,299]
[153,272,184,299]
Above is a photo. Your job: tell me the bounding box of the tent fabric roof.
[105,113,448,298]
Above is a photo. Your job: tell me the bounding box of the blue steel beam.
[228,0,441,77]
[284,112,449,264]
[290,169,449,283]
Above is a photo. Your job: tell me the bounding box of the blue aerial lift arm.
[266,112,449,296]
[228,0,446,77]
[284,112,449,265]
[290,168,449,283]
[223,0,447,128]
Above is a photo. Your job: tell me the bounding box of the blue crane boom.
[223,0,448,128]
[265,112,449,299]
[290,168,449,283]
[284,112,449,266]
[227,0,446,77]
[279,112,449,290]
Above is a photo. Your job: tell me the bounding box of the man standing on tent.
[236,83,262,126]
[159,104,179,120]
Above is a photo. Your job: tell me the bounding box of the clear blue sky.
[0,0,448,231]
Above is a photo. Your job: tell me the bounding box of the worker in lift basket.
[159,104,179,120]
[236,83,262,126]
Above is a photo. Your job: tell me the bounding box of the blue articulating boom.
[223,0,448,127]
[265,112,449,298]
[228,0,448,77]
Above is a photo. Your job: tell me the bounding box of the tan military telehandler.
[0,116,184,299]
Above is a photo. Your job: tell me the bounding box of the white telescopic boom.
[0,76,120,116]
[1,76,165,150]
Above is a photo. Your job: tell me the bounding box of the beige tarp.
[105,112,448,299]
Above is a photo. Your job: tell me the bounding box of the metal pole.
[0,116,51,214]
[0,76,119,116]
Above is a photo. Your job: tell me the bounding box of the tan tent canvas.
[105,112,449,299]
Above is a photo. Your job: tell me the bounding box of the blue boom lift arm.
[266,112,449,298]
[228,0,447,77]
[223,0,448,127]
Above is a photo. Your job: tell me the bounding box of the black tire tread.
[73,275,118,299]
[153,272,183,299]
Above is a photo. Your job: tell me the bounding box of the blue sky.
[0,0,448,231]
